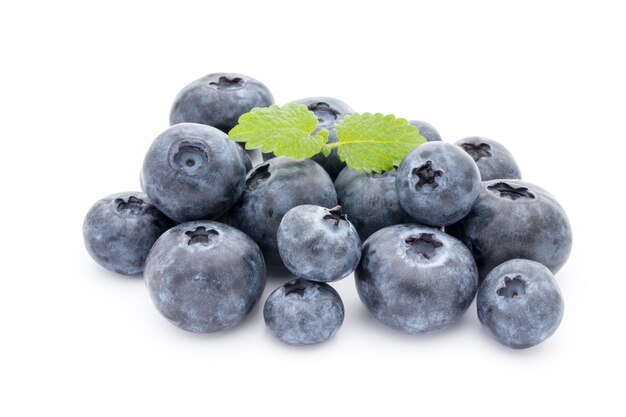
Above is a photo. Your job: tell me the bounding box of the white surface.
[1,1,624,416]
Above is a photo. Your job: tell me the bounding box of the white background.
[1,1,624,416]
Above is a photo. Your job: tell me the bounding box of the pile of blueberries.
[83,72,572,349]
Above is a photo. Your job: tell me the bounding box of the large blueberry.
[83,192,173,275]
[408,120,442,142]
[170,72,274,133]
[263,278,344,345]
[334,167,414,241]
[277,205,361,282]
[144,221,266,333]
[355,224,478,334]
[263,97,353,180]
[453,180,572,280]
[477,259,564,348]
[141,123,246,223]
[232,156,337,269]
[395,142,481,226]
[455,136,521,181]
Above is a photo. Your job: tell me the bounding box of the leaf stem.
[326,142,341,150]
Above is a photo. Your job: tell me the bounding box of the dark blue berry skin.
[455,136,521,181]
[141,123,246,223]
[144,221,266,333]
[263,97,353,180]
[334,167,414,241]
[83,192,173,275]
[232,157,337,269]
[355,224,478,334]
[277,205,361,282]
[453,180,572,280]
[235,142,253,172]
[396,142,481,226]
[408,120,442,142]
[477,259,564,349]
[263,278,344,345]
[169,72,274,134]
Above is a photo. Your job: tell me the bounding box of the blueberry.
[395,142,481,226]
[83,192,173,275]
[144,221,266,333]
[141,123,246,223]
[263,278,344,345]
[263,97,353,180]
[169,72,274,133]
[277,205,361,282]
[453,180,572,280]
[355,224,478,334]
[232,156,337,269]
[334,167,414,241]
[455,136,521,180]
[408,120,442,142]
[477,259,564,348]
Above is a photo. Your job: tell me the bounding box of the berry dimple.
[185,226,219,245]
[413,161,443,189]
[172,141,208,174]
[460,142,492,161]
[245,164,271,191]
[309,102,340,126]
[322,206,348,226]
[405,233,443,260]
[284,279,312,296]
[114,196,145,215]
[488,182,535,200]
[209,76,245,89]
[497,275,526,299]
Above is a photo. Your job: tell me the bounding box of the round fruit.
[477,259,564,349]
[355,224,478,334]
[395,142,481,226]
[170,72,274,133]
[141,123,246,223]
[453,179,572,279]
[263,278,344,345]
[144,221,266,333]
[83,192,173,275]
[277,205,361,282]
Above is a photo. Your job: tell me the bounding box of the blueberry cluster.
[83,72,572,349]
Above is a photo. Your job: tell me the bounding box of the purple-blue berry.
[477,259,564,348]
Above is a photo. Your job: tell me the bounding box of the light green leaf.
[229,104,328,159]
[334,113,426,173]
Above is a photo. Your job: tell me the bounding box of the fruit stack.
[83,72,572,349]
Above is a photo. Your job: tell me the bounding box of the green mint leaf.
[334,113,426,173]
[229,104,328,159]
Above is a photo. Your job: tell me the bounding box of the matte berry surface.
[170,72,274,133]
[263,278,344,345]
[396,141,481,226]
[232,156,337,269]
[355,224,478,334]
[477,259,564,348]
[455,136,521,181]
[141,123,246,223]
[83,192,173,275]
[452,179,572,280]
[408,120,442,142]
[144,221,266,333]
[277,205,361,282]
[335,167,414,241]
